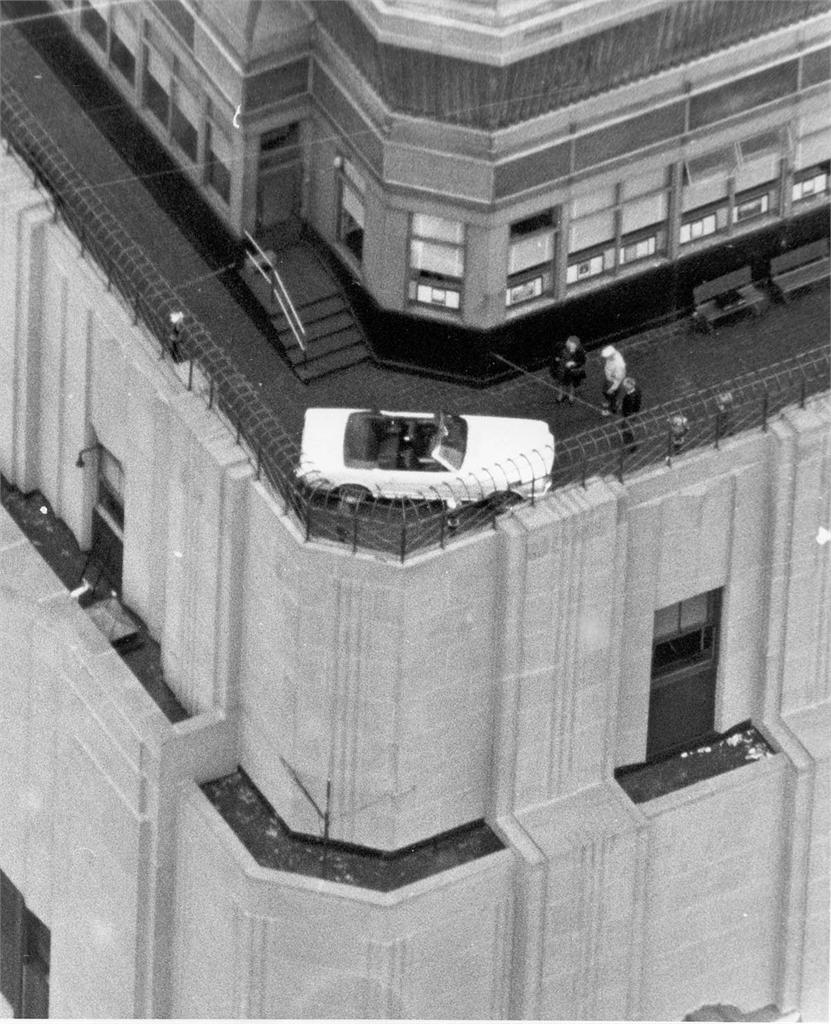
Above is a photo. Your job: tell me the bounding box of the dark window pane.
[144,71,169,127]
[110,32,135,85]
[80,0,107,51]
[171,104,198,161]
[91,509,124,594]
[647,665,717,760]
[208,154,231,203]
[652,625,715,676]
[510,210,555,237]
[151,0,194,47]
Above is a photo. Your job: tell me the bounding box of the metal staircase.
[241,233,370,383]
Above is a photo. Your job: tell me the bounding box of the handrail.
[244,230,306,353]
[1,73,829,564]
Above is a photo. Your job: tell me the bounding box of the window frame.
[408,213,466,312]
[792,162,830,203]
[647,589,723,761]
[336,157,366,265]
[505,209,558,307]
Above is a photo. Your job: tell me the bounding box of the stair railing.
[244,231,307,357]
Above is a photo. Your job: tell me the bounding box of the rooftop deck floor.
[1,5,829,459]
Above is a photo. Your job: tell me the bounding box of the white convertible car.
[297,408,555,507]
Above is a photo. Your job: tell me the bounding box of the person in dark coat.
[166,310,185,361]
[551,335,587,404]
[619,377,642,451]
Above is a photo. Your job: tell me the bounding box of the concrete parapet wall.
[172,781,514,1019]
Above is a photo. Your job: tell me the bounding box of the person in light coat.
[600,344,626,416]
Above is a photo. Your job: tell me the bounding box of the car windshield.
[343,412,467,472]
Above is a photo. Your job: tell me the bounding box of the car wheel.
[334,484,373,506]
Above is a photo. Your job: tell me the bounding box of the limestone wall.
[1,152,828,1019]
[171,781,514,1019]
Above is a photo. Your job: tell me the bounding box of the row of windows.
[78,1,234,206]
[337,155,828,313]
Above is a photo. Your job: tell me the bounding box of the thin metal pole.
[761,390,769,432]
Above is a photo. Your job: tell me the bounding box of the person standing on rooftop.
[551,334,587,404]
[600,345,626,416]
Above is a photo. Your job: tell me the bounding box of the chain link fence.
[2,77,829,563]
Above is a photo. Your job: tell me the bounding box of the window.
[566,251,606,283]
[143,47,170,126]
[110,6,138,85]
[647,589,722,761]
[408,214,465,310]
[86,447,124,594]
[80,0,108,50]
[505,210,557,307]
[337,158,366,263]
[97,448,124,535]
[792,164,830,203]
[679,211,719,244]
[1,871,50,1019]
[170,83,200,161]
[206,121,231,203]
[733,191,770,223]
[619,229,666,265]
[151,0,195,47]
[259,123,300,170]
[567,193,615,287]
[110,31,135,83]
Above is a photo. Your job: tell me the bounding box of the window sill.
[615,722,777,805]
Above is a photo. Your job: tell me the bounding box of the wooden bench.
[770,238,830,302]
[693,266,765,332]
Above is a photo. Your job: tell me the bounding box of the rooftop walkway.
[1,5,829,462]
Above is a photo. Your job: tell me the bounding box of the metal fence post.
[800,374,806,409]
[714,409,722,449]
[256,448,262,480]
[761,390,769,432]
[617,445,625,483]
[439,506,447,549]
[208,379,214,409]
[187,360,193,391]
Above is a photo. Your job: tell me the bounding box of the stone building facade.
[1,143,829,1018]
[51,0,831,334]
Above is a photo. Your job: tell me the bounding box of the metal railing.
[243,230,306,353]
[2,76,829,563]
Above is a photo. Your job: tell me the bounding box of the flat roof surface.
[1,7,829,464]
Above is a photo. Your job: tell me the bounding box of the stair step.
[275,311,356,344]
[295,346,371,382]
[295,294,347,320]
[285,329,366,364]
